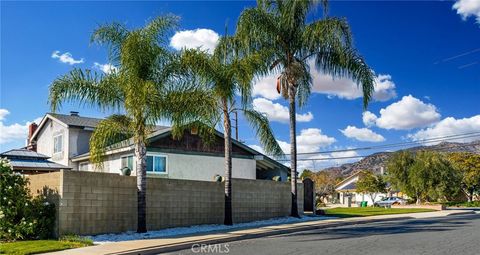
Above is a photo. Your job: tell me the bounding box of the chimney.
[27,122,38,151]
[70,111,79,116]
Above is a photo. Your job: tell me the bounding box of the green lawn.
[324,207,436,218]
[0,239,92,255]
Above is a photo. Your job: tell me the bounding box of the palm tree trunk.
[223,99,233,225]
[135,139,147,233]
[289,86,300,218]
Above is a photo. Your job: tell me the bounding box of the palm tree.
[49,16,212,233]
[236,0,375,217]
[178,36,284,225]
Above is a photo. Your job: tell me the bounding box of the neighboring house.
[0,149,70,175]
[334,171,391,206]
[28,112,289,182]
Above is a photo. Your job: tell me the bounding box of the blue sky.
[1,1,479,170]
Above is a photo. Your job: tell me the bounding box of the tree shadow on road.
[283,214,478,242]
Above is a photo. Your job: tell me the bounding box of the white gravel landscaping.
[88,215,333,244]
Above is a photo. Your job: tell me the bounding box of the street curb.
[113,216,415,255]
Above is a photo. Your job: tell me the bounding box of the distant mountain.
[320,140,480,177]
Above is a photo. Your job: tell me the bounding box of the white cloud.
[93,62,118,74]
[453,0,480,23]
[252,98,313,123]
[373,95,441,130]
[277,128,336,154]
[312,71,397,102]
[252,59,397,102]
[294,150,361,171]
[340,125,385,142]
[0,109,42,145]
[51,50,84,65]
[248,144,265,154]
[409,115,480,143]
[0,109,9,121]
[170,29,220,54]
[362,111,378,127]
[252,75,282,100]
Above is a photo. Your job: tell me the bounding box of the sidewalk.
[44,210,474,255]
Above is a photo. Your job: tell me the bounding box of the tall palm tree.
[49,16,213,233]
[236,0,375,217]
[178,36,284,225]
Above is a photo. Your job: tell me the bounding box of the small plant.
[0,158,56,241]
[59,234,93,246]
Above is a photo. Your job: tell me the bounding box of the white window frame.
[146,153,168,175]
[53,134,63,154]
[121,154,135,171]
[79,162,89,171]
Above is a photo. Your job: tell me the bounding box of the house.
[0,149,71,175]
[28,112,289,182]
[334,171,391,206]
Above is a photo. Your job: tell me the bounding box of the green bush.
[0,158,56,241]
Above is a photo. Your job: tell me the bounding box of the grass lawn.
[324,207,436,218]
[0,238,92,255]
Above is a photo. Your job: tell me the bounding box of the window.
[53,134,63,154]
[79,162,88,171]
[146,155,167,173]
[121,156,134,171]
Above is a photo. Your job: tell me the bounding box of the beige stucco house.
[28,112,288,182]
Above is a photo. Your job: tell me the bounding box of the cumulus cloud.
[252,75,282,100]
[0,109,42,145]
[362,111,378,127]
[51,50,84,65]
[252,59,397,102]
[372,95,441,130]
[252,98,313,123]
[340,125,385,142]
[409,115,480,143]
[294,150,361,171]
[93,62,118,74]
[170,29,220,54]
[453,0,480,23]
[277,128,336,153]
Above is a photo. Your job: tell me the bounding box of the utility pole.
[232,111,239,140]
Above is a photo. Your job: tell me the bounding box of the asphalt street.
[168,212,480,255]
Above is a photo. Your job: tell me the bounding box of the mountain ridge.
[319,140,480,177]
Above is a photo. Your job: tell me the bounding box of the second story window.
[53,134,63,154]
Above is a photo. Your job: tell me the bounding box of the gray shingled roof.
[48,113,102,128]
[0,149,49,159]
[9,159,69,170]
[1,149,71,171]
[338,182,357,191]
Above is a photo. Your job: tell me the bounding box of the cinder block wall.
[28,171,304,236]
[232,179,303,223]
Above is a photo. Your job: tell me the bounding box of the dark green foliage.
[0,158,56,241]
[387,151,462,204]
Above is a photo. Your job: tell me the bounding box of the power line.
[276,132,480,157]
[275,140,480,162]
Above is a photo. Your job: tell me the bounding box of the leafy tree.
[313,171,338,202]
[236,0,375,217]
[447,152,480,202]
[387,151,461,204]
[49,16,211,233]
[386,151,415,198]
[300,169,314,179]
[356,170,386,205]
[0,158,55,240]
[178,36,283,225]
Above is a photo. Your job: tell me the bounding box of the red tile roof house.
[27,112,288,182]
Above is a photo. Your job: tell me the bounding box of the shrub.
[0,158,56,241]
